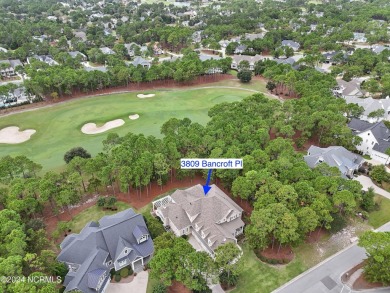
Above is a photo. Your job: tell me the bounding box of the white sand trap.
[129,114,139,120]
[137,94,155,98]
[81,119,125,134]
[0,126,36,144]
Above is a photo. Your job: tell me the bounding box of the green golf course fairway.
[0,87,254,171]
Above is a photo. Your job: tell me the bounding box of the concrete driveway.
[106,270,148,293]
[354,175,390,200]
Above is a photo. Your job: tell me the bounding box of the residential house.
[73,30,87,42]
[353,32,367,43]
[131,56,151,69]
[304,146,364,179]
[32,35,48,43]
[281,40,300,51]
[192,31,202,44]
[343,96,390,122]
[333,79,365,99]
[218,40,231,48]
[68,51,87,61]
[100,47,115,55]
[244,32,265,41]
[27,55,58,66]
[348,118,390,164]
[153,184,245,257]
[372,45,389,54]
[231,54,264,71]
[57,209,154,293]
[234,45,247,54]
[322,51,346,64]
[0,59,22,77]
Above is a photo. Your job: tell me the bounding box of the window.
[107,261,112,266]
[124,249,128,255]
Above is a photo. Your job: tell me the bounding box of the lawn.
[0,84,268,171]
[368,194,390,229]
[68,201,132,233]
[231,242,307,293]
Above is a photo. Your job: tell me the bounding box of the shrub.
[97,197,106,207]
[64,147,91,164]
[114,274,121,282]
[106,196,117,207]
[120,268,129,278]
[152,282,167,293]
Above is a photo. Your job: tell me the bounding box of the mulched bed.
[353,274,385,290]
[255,245,295,265]
[167,281,191,293]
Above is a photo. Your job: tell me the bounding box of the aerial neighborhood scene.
[1,0,390,292]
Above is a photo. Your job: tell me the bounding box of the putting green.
[0,87,256,171]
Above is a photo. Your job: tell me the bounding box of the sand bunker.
[137,94,155,98]
[0,126,36,144]
[129,114,139,120]
[81,119,125,134]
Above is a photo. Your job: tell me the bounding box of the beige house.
[153,184,244,257]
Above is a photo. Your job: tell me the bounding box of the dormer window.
[138,235,148,244]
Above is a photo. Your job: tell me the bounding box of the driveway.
[106,270,148,293]
[272,221,390,293]
[354,175,390,200]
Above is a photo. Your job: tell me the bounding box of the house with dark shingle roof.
[57,209,154,293]
[152,184,244,257]
[348,118,390,164]
[304,146,364,178]
[281,40,300,51]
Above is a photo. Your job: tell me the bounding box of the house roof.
[372,45,390,54]
[132,56,150,67]
[58,208,153,293]
[281,40,300,49]
[304,146,364,178]
[348,118,390,154]
[69,51,86,59]
[344,96,390,118]
[158,184,244,252]
[336,79,364,97]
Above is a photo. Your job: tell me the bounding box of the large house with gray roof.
[57,209,154,293]
[348,118,390,164]
[304,146,364,179]
[152,184,244,257]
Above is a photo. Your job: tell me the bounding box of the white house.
[349,118,390,164]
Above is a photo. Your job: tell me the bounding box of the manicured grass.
[0,85,266,171]
[69,201,131,233]
[232,242,307,293]
[368,195,390,229]
[146,275,159,293]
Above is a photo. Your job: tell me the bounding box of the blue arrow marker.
[203,169,213,195]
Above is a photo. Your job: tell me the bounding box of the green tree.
[237,69,252,83]
[358,231,390,285]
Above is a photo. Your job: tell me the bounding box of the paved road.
[272,221,390,293]
[354,175,390,200]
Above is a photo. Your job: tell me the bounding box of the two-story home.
[57,209,154,293]
[348,118,390,164]
[304,145,364,179]
[231,54,264,71]
[27,55,58,66]
[152,184,244,257]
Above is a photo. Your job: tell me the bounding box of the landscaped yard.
[0,79,269,171]
[368,195,390,229]
[232,242,307,293]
